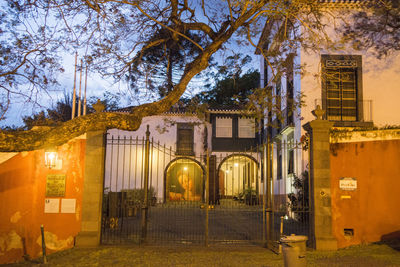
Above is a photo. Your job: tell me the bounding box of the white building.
[105,107,263,204]
[256,1,400,209]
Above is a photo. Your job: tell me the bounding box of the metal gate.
[100,128,268,245]
[268,139,311,249]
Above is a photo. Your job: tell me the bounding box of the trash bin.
[280,234,308,267]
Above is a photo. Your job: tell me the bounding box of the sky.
[1,48,259,128]
[0,1,262,128]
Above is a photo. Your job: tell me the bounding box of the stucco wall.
[0,138,86,264]
[108,114,211,156]
[300,12,400,128]
[330,138,400,248]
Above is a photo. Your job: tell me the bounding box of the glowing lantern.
[44,148,58,169]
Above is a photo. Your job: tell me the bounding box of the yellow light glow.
[183,167,188,171]
[45,151,58,169]
[234,163,239,167]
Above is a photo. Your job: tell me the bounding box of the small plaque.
[44,198,59,213]
[340,177,357,191]
[46,174,66,197]
[61,199,76,213]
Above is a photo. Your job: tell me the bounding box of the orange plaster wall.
[0,139,86,264]
[330,140,400,248]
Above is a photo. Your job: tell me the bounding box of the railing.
[314,99,373,122]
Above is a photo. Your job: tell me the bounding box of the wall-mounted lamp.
[44,148,58,169]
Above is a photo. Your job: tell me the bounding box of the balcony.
[314,99,373,127]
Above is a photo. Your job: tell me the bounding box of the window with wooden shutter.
[238,117,255,138]
[216,117,232,138]
[176,123,194,155]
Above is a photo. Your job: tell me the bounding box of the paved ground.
[102,201,308,245]
[4,240,400,267]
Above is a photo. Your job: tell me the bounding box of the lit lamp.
[44,148,58,169]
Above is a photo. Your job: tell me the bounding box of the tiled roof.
[111,105,252,115]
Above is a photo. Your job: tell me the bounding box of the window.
[176,123,194,155]
[275,80,282,131]
[322,55,362,122]
[238,117,255,138]
[216,117,232,138]
[287,132,294,175]
[286,67,294,126]
[277,154,282,180]
[287,149,294,175]
[277,142,282,180]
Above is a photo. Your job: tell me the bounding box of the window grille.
[176,124,194,155]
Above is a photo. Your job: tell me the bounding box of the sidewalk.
[4,241,400,267]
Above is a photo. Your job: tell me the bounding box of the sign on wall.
[339,177,357,191]
[46,174,66,197]
[61,198,76,213]
[44,198,59,213]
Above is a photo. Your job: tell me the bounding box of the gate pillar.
[75,130,106,247]
[303,106,337,250]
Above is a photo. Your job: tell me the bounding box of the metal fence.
[101,128,269,246]
[101,128,311,247]
[268,139,311,250]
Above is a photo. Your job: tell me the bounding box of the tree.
[127,28,206,98]
[342,0,400,58]
[0,1,63,121]
[20,91,122,130]
[196,69,260,107]
[0,1,342,151]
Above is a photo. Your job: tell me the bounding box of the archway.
[218,154,259,199]
[165,157,205,202]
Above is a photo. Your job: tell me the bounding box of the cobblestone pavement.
[4,240,400,267]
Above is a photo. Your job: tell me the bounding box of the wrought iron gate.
[268,139,311,249]
[101,127,268,245]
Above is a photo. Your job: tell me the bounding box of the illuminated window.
[216,117,232,138]
[238,117,255,138]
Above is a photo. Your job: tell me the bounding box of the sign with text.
[46,174,66,197]
[339,177,357,191]
[61,198,76,213]
[44,198,59,213]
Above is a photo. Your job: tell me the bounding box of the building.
[256,1,400,211]
[105,106,263,205]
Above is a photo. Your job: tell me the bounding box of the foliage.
[0,1,64,121]
[19,91,122,130]
[0,0,368,151]
[235,186,258,205]
[127,28,207,99]
[195,69,260,107]
[123,187,157,206]
[287,170,309,221]
[342,0,400,58]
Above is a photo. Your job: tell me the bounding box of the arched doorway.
[218,154,259,199]
[165,157,204,202]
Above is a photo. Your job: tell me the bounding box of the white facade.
[104,111,263,203]
[258,5,400,205]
